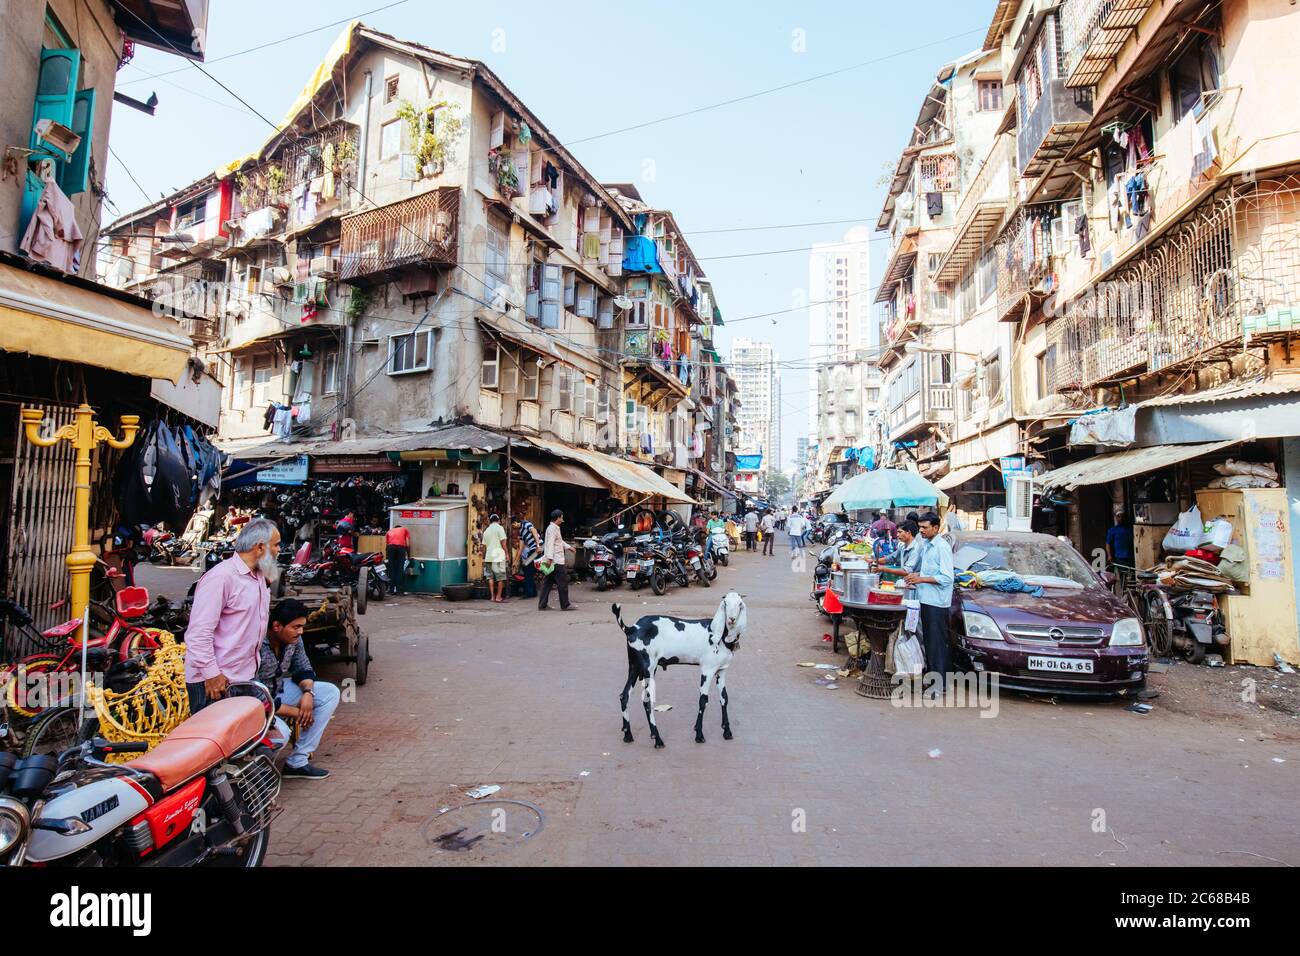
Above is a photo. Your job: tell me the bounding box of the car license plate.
[1028,656,1094,674]
[625,563,638,572]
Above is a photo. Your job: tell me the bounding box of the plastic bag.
[1206,474,1278,489]
[893,631,924,678]
[1205,517,1234,550]
[1162,505,1205,553]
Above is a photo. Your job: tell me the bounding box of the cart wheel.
[355,631,370,686]
[1183,640,1206,665]
[831,615,842,655]
[355,568,369,615]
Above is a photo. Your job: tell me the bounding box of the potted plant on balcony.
[489,149,520,197]
[397,99,464,178]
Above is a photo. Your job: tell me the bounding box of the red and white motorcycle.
[0,683,281,867]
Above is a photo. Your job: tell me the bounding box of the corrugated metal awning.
[0,261,191,382]
[1138,374,1300,408]
[218,423,508,459]
[935,462,993,491]
[524,436,696,504]
[1037,439,1240,490]
[512,453,605,489]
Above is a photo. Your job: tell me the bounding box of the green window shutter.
[59,87,95,195]
[30,48,81,156]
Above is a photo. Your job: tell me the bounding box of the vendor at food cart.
[872,519,922,581]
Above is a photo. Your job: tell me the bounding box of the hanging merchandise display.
[114,419,225,532]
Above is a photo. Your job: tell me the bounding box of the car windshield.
[958,538,1097,588]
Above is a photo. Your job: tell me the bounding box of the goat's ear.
[711,598,727,636]
[735,599,748,636]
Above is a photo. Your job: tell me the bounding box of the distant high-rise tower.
[808,226,873,437]
[731,337,780,470]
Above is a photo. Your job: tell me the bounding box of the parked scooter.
[683,532,715,587]
[584,533,626,592]
[708,527,730,567]
[1140,582,1227,663]
[0,682,281,868]
[810,544,842,616]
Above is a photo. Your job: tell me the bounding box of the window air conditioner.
[310,256,339,278]
[1006,475,1034,533]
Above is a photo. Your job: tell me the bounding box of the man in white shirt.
[538,509,576,611]
[743,509,759,551]
[786,510,808,554]
[481,514,509,603]
[760,511,777,556]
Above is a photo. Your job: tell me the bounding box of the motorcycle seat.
[130,697,267,791]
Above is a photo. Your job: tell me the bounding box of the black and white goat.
[612,590,747,748]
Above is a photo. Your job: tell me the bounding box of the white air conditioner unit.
[1006,475,1034,532]
[310,256,339,278]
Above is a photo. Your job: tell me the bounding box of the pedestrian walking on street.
[482,513,509,603]
[761,511,777,555]
[744,508,759,551]
[538,508,576,611]
[385,522,411,594]
[904,512,955,698]
[513,514,542,598]
[786,509,808,555]
[183,518,280,715]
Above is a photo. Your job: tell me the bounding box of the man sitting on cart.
[258,598,340,781]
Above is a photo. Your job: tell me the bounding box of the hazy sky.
[106,0,991,469]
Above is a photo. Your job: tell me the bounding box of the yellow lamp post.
[20,404,139,630]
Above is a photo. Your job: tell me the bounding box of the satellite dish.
[897,191,915,212]
[614,295,633,310]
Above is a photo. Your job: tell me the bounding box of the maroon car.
[947,531,1148,697]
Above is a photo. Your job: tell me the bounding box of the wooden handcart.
[276,582,371,686]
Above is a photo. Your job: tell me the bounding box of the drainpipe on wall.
[340,70,374,427]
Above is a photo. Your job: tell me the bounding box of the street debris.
[654,704,673,712]
[927,749,942,759]
[1148,662,1170,674]
[465,785,501,799]
[1128,703,1154,715]
[813,663,838,669]
[579,771,591,777]
[1206,654,1225,667]
[1276,654,1296,674]
[796,661,817,667]
[1273,757,1286,763]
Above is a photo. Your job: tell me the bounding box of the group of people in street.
[183,518,338,779]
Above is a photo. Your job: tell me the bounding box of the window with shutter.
[563,270,575,308]
[501,353,519,394]
[575,282,595,319]
[541,264,561,328]
[522,358,540,400]
[486,216,509,289]
[489,110,505,150]
[557,367,572,411]
[60,88,94,195]
[481,344,500,389]
[597,296,614,330]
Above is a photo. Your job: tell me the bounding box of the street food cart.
[388,498,469,593]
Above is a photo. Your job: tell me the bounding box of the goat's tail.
[611,602,632,635]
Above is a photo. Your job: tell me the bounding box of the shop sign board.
[311,455,401,474]
[257,456,308,485]
[1000,455,1030,489]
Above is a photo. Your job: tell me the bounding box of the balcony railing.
[235,120,359,212]
[1017,79,1093,179]
[1062,0,1155,89]
[340,187,459,282]
[937,135,1015,283]
[995,205,1060,321]
[1048,175,1300,392]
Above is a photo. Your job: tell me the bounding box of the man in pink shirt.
[184,518,282,713]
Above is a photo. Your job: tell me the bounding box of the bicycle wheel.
[20,706,80,757]
[3,656,64,718]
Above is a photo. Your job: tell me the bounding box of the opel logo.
[1048,627,1066,641]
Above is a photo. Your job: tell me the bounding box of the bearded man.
[184,517,282,714]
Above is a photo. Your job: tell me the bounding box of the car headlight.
[963,611,1003,641]
[1110,617,1145,647]
[0,797,30,856]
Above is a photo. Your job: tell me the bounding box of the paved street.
[140,541,1300,866]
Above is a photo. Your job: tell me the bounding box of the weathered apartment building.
[875,0,1300,662]
[101,22,739,521]
[0,1,211,624]
[874,45,1006,479]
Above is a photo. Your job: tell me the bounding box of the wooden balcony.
[339,187,459,283]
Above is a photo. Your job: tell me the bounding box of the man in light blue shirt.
[904,512,955,692]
